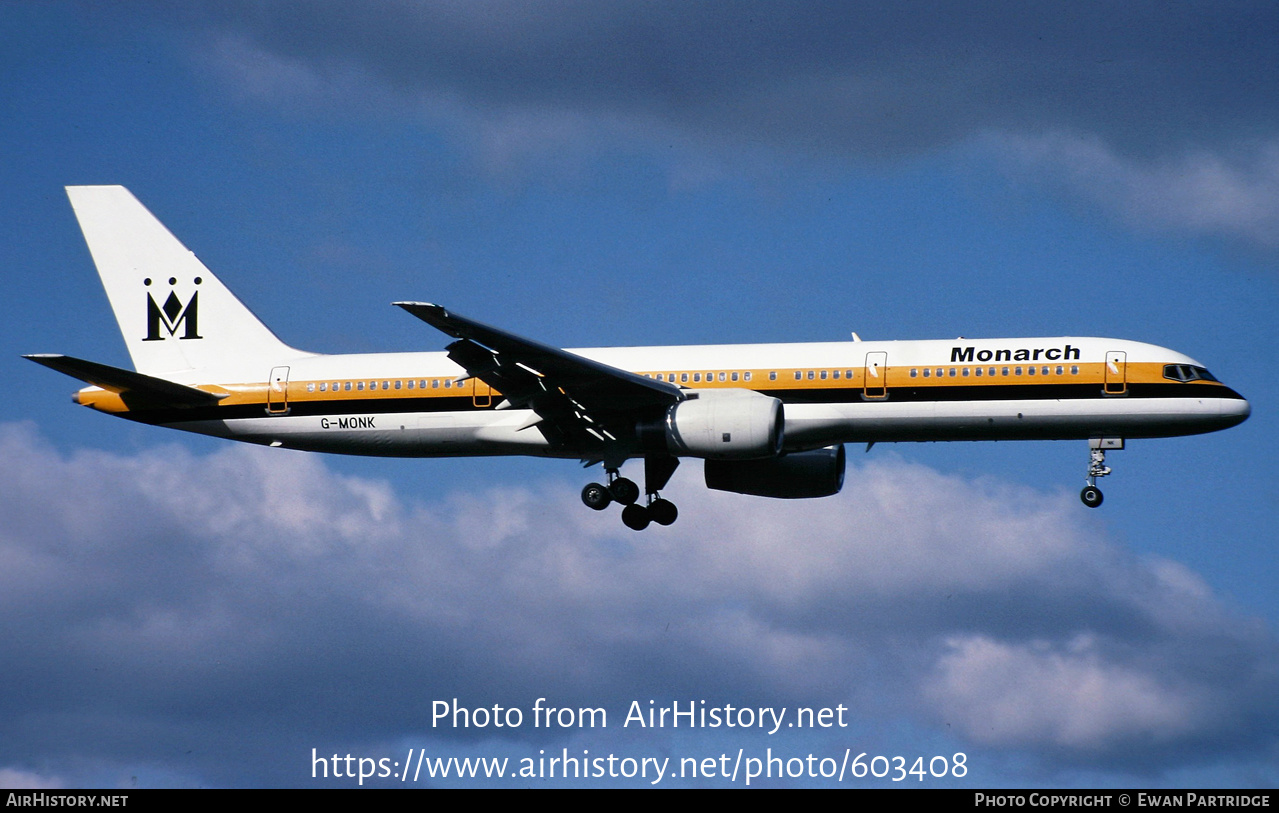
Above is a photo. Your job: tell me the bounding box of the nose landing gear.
[1080,483,1104,508]
[1081,438,1122,508]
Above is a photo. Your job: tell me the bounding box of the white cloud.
[0,768,64,790]
[927,634,1206,750]
[994,132,1279,248]
[0,422,1275,785]
[182,7,1279,247]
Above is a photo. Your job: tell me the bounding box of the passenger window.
[307,382,315,393]
[444,379,451,388]
[832,370,840,380]
[948,368,956,377]
[732,372,739,381]
[1070,366,1079,375]
[974,367,982,377]
[432,380,439,388]
[1056,366,1063,375]
[794,371,802,380]
[720,372,727,382]
[819,370,827,380]
[1002,367,1010,376]
[682,373,689,383]
[962,368,969,377]
[769,371,777,381]
[923,369,930,378]
[1028,366,1036,375]
[357,381,365,391]
[910,369,918,378]
[744,372,752,381]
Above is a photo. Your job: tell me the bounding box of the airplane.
[26,186,1251,530]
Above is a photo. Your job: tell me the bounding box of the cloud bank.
[1,421,1275,786]
[159,1,1279,248]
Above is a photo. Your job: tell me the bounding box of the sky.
[2,1,1277,788]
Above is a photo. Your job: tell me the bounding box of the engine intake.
[663,390,784,459]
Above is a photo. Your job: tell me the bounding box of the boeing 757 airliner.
[26,186,1250,530]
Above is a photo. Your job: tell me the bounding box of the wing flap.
[395,302,682,450]
[394,302,681,406]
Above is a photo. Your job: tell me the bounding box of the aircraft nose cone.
[1221,392,1251,426]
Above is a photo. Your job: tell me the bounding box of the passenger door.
[1104,351,1127,394]
[864,352,888,398]
[267,366,290,414]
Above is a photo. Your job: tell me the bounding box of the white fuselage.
[137,335,1249,460]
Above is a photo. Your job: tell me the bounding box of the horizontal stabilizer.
[23,354,224,408]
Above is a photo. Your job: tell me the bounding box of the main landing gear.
[1080,438,1122,508]
[581,456,680,530]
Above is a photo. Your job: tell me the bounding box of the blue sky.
[2,1,1277,788]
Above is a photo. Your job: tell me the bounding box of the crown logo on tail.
[143,276,202,341]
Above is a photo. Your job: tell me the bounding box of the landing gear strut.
[581,456,680,530]
[1081,438,1122,508]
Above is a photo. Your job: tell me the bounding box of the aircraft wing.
[23,354,224,409]
[394,302,682,446]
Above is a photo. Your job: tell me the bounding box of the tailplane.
[65,186,308,376]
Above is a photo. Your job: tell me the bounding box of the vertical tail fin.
[66,186,308,376]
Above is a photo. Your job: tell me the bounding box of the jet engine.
[662,391,784,459]
[704,444,846,498]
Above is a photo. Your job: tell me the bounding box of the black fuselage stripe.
[119,382,1243,426]
[776,382,1244,403]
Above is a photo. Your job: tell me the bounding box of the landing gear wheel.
[621,504,651,531]
[648,498,678,526]
[1080,485,1103,508]
[609,477,640,505]
[581,483,612,511]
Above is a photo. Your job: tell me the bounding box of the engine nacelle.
[663,390,784,460]
[704,444,846,498]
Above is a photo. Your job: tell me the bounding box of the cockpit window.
[1163,364,1219,382]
